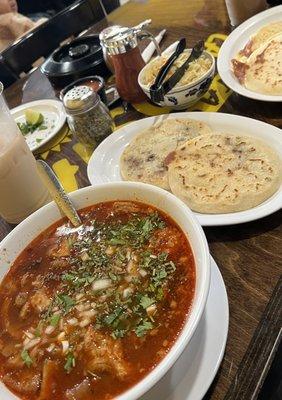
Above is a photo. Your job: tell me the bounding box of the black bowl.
[41,35,110,88]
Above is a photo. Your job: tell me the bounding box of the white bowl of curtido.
[138,45,215,110]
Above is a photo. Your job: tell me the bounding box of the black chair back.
[102,0,121,14]
[0,57,18,88]
[1,0,105,77]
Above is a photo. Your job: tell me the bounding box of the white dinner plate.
[217,5,282,102]
[87,112,282,226]
[11,99,66,152]
[141,256,229,400]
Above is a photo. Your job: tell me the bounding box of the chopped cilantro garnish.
[140,295,155,309]
[37,125,47,131]
[50,314,60,327]
[156,287,164,300]
[111,328,126,339]
[109,238,126,245]
[109,272,119,282]
[56,294,75,314]
[107,212,166,248]
[104,307,124,326]
[34,321,43,337]
[64,352,75,373]
[135,320,153,337]
[21,349,33,367]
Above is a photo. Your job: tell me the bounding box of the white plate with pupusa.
[11,99,66,152]
[217,6,282,101]
[87,112,282,226]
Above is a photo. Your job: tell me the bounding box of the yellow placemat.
[37,33,231,193]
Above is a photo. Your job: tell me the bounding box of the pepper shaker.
[63,86,114,150]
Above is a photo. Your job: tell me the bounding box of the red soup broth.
[0,200,195,400]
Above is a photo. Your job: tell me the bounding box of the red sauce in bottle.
[111,46,147,103]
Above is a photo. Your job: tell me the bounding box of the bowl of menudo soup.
[0,182,210,400]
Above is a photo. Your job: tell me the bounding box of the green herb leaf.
[135,320,153,337]
[56,294,75,314]
[64,352,75,373]
[111,328,126,339]
[156,287,164,300]
[38,125,47,131]
[104,307,123,326]
[109,238,126,245]
[50,314,60,327]
[21,349,33,367]
[140,295,155,309]
[34,321,43,337]
[108,272,118,282]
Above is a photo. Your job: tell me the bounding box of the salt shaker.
[63,86,114,150]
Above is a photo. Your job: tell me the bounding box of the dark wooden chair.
[0,57,18,88]
[0,0,105,78]
[102,0,121,14]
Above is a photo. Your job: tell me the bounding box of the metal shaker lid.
[63,85,99,114]
[99,26,139,55]
[99,25,122,43]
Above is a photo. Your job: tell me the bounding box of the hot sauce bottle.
[100,26,161,103]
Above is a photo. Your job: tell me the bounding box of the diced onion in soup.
[92,279,112,292]
[123,287,133,298]
[146,304,157,317]
[45,325,55,335]
[57,332,66,341]
[79,319,91,328]
[62,340,69,354]
[24,331,35,339]
[47,343,55,353]
[81,252,91,261]
[67,318,78,326]
[24,337,41,350]
[81,309,97,318]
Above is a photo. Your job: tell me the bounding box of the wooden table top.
[1,1,282,399]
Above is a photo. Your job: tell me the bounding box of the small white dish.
[138,50,215,109]
[217,5,282,102]
[142,256,229,400]
[11,99,66,152]
[0,182,210,400]
[87,112,282,226]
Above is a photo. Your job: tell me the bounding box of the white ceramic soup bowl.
[138,50,215,110]
[0,182,210,400]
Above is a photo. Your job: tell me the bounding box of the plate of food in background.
[217,5,282,101]
[87,112,282,226]
[11,99,66,152]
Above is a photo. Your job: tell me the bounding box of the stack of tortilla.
[120,118,281,214]
[231,21,282,95]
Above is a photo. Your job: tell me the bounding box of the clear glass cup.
[0,82,50,224]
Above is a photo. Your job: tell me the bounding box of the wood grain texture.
[1,1,282,399]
